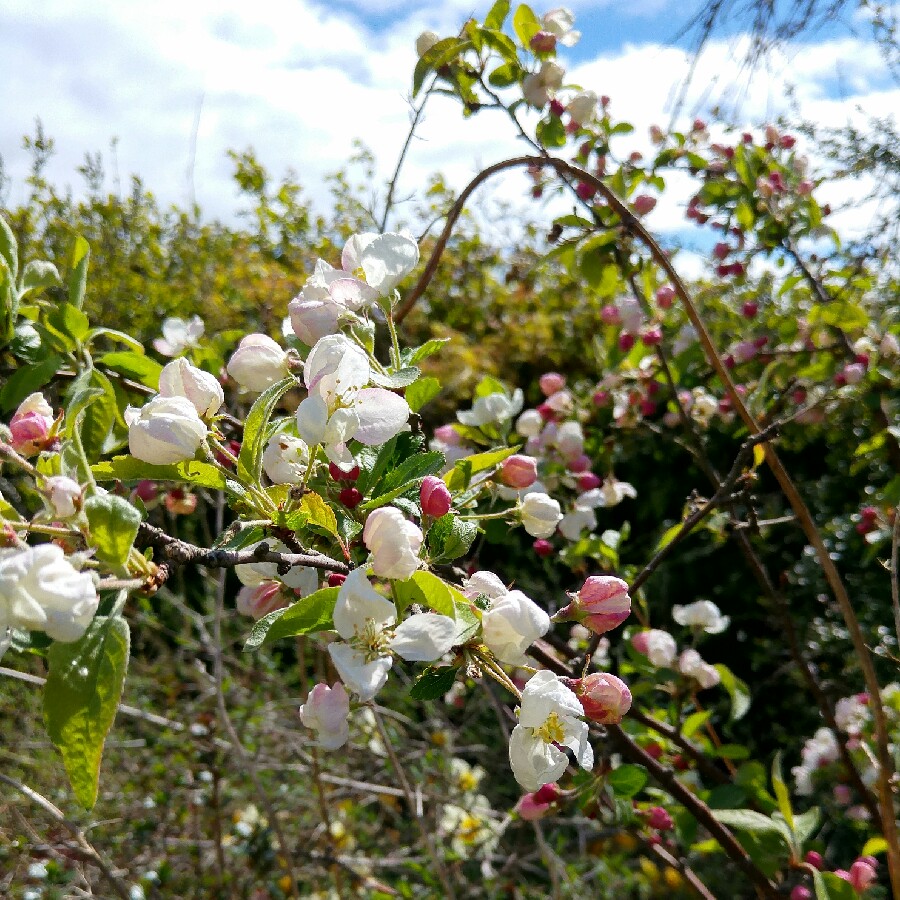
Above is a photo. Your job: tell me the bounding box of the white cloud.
[0,0,895,258]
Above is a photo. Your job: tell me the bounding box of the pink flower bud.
[566,454,591,474]
[578,472,602,491]
[327,573,346,587]
[843,363,865,385]
[565,672,632,723]
[790,888,812,900]
[549,98,565,117]
[633,194,657,215]
[592,390,611,407]
[134,480,158,503]
[656,286,675,308]
[562,575,631,635]
[516,782,559,820]
[237,582,288,619]
[576,181,597,201]
[619,333,635,352]
[742,301,759,318]
[713,242,730,260]
[533,538,554,557]
[420,475,452,517]
[601,304,621,325]
[499,454,538,489]
[641,327,662,346]
[539,372,566,396]
[805,851,823,870]
[9,393,56,457]
[433,425,460,446]
[530,30,557,53]
[849,859,877,892]
[646,806,674,831]
[339,487,363,509]
[330,462,360,481]
[164,488,198,516]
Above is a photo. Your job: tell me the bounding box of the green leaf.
[366,450,446,503]
[92,455,230,490]
[861,836,889,857]
[98,351,163,389]
[771,751,794,831]
[244,587,339,649]
[406,376,441,413]
[84,494,142,566]
[20,260,61,296]
[68,235,90,309]
[44,616,130,809]
[711,809,789,839]
[715,663,751,721]
[413,38,472,97]
[357,432,424,497]
[410,666,460,700]
[485,0,511,30]
[608,764,648,798]
[0,213,18,282]
[488,61,521,88]
[443,446,518,492]
[512,4,541,45]
[299,492,339,539]
[536,116,567,149]
[66,368,121,457]
[427,513,478,562]
[681,709,712,738]
[403,337,450,366]
[792,807,821,848]
[0,353,63,412]
[236,377,297,486]
[394,571,456,617]
[45,302,91,348]
[369,366,420,389]
[814,871,858,900]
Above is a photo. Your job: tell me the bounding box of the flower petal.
[327,642,392,701]
[391,613,457,662]
[360,232,419,295]
[354,388,410,445]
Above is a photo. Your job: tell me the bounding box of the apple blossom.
[125,395,208,465]
[349,232,419,297]
[457,389,524,428]
[415,30,440,57]
[672,600,729,634]
[520,491,563,538]
[234,541,319,595]
[793,727,840,795]
[542,7,580,45]
[516,409,544,437]
[9,393,55,456]
[158,357,223,418]
[363,506,423,580]
[516,783,560,820]
[420,475,452,518]
[299,682,350,750]
[463,570,508,602]
[835,694,869,733]
[559,575,631,635]
[555,421,584,460]
[558,506,596,541]
[481,587,550,665]
[566,91,598,126]
[522,61,565,108]
[236,582,289,619]
[226,334,291,392]
[0,544,98,642]
[439,794,500,858]
[631,629,677,667]
[539,372,566,396]
[678,649,720,689]
[508,670,593,791]
[153,315,204,357]
[43,476,82,518]
[499,454,538,489]
[295,334,410,470]
[327,569,456,700]
[262,433,310,485]
[564,672,632,724]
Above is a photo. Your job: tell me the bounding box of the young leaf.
[92,456,230,491]
[20,260,61,296]
[68,235,90,309]
[715,663,751,721]
[368,366,420,389]
[236,376,297,485]
[443,446,518,492]
[0,353,63,412]
[512,4,541,46]
[410,666,460,700]
[244,587,339,649]
[406,376,441,413]
[771,751,794,831]
[814,871,858,900]
[403,337,450,366]
[607,764,648,798]
[484,0,511,30]
[84,494,142,567]
[427,513,478,562]
[44,616,130,809]
[0,213,18,282]
[299,492,339,539]
[394,571,456,617]
[99,351,163,389]
[711,809,791,846]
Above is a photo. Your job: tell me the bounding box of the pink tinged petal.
[288,297,343,345]
[341,232,378,273]
[360,233,419,295]
[296,394,329,445]
[304,334,369,394]
[329,277,380,311]
[354,388,410,445]
[327,642,392,701]
[509,725,569,792]
[391,613,457,661]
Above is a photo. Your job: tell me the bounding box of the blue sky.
[0,0,896,251]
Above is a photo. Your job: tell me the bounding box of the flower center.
[536,711,566,744]
[350,617,392,661]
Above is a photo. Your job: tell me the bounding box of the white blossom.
[153,316,204,357]
[520,491,563,538]
[678,649,721,689]
[125,395,208,465]
[158,357,223,418]
[262,433,310,485]
[44,476,82,518]
[522,61,565,108]
[226,334,290,393]
[542,7,580,46]
[508,671,593,791]
[362,507,423,581]
[672,600,730,634]
[457,389,524,428]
